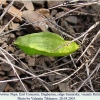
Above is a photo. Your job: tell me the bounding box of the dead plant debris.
[0,0,100,92]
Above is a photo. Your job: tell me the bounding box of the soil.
[0,0,100,92]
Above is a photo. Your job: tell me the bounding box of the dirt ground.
[0,0,100,92]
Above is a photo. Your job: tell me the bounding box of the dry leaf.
[0,83,7,92]
[47,0,65,8]
[0,0,7,5]
[65,16,78,24]
[22,9,49,31]
[22,8,60,33]
[4,5,23,21]
[59,81,71,92]
[49,74,56,82]
[22,1,34,11]
[91,4,100,12]
[37,8,50,17]
[5,84,15,92]
[37,8,61,33]
[61,20,75,33]
[32,1,45,7]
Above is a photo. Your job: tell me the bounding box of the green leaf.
[14,32,79,56]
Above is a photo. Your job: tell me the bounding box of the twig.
[0,27,25,36]
[48,56,68,67]
[85,63,94,91]
[75,74,95,92]
[38,68,74,77]
[0,0,14,20]
[54,1,100,20]
[0,51,28,92]
[70,54,77,69]
[0,47,19,63]
[0,76,33,83]
[53,21,100,52]
[0,4,25,34]
[76,29,100,62]
[76,48,100,91]
[53,63,85,85]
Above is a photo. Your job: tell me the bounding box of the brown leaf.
[22,1,34,11]
[9,22,20,30]
[59,81,71,92]
[22,10,49,31]
[37,8,50,18]
[4,5,23,21]
[65,16,78,24]
[25,55,35,67]
[5,84,15,92]
[0,0,7,5]
[0,76,8,81]
[37,8,61,33]
[32,1,45,8]
[47,0,65,8]
[1,63,12,72]
[49,74,56,82]
[0,83,7,92]
[22,8,60,33]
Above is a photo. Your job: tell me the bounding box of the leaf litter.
[0,0,100,92]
